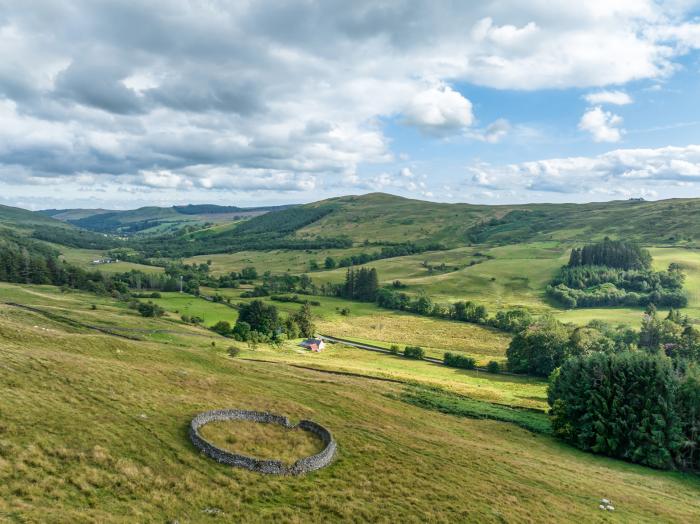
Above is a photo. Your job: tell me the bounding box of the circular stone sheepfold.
[189,409,337,475]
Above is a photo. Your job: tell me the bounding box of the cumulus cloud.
[579,106,624,142]
[468,144,700,198]
[0,1,700,203]
[403,85,474,135]
[584,90,633,105]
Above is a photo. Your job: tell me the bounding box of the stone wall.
[189,409,337,475]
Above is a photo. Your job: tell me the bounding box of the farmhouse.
[299,338,325,352]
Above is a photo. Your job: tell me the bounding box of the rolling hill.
[42,203,294,236]
[293,193,700,247]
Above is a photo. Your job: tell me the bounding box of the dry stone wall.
[189,409,336,475]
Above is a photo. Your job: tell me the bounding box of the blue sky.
[1,1,700,209]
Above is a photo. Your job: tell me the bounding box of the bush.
[212,320,232,336]
[404,345,425,359]
[486,361,500,373]
[443,352,476,369]
[389,344,400,355]
[227,346,241,358]
[232,321,252,341]
[506,316,571,376]
[137,301,164,318]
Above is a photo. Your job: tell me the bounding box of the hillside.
[294,193,700,247]
[0,203,73,233]
[1,282,699,521]
[42,204,293,236]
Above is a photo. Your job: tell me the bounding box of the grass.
[205,287,511,363]
[199,420,325,465]
[149,292,238,327]
[1,282,700,522]
[398,385,551,434]
[305,242,700,327]
[54,245,165,274]
[185,246,377,276]
[242,340,550,411]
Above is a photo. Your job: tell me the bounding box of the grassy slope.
[1,283,699,522]
[0,204,71,233]
[51,245,164,274]
[307,243,700,326]
[297,193,700,246]
[196,288,511,362]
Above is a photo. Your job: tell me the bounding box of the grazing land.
[1,283,699,522]
[2,193,700,521]
[198,420,325,465]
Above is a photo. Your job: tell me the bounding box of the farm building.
[299,338,325,352]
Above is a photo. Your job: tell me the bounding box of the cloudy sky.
[1,0,700,209]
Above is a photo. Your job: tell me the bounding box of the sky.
[1,1,700,210]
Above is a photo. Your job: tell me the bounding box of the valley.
[1,193,700,521]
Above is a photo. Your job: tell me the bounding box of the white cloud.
[468,144,700,197]
[584,90,633,105]
[579,106,624,142]
[403,85,474,135]
[1,1,700,204]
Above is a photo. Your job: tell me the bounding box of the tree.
[236,300,279,335]
[324,257,336,269]
[212,320,232,336]
[137,301,164,318]
[548,352,682,470]
[232,321,251,341]
[240,266,258,280]
[506,316,571,376]
[640,304,663,353]
[293,302,315,338]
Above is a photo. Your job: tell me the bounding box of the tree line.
[506,305,699,471]
[547,240,687,308]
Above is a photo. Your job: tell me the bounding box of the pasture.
[1,282,699,521]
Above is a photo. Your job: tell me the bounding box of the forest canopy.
[547,239,686,308]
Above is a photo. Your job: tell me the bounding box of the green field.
[185,246,376,275]
[149,292,238,327]
[54,246,165,274]
[306,242,700,326]
[1,282,699,522]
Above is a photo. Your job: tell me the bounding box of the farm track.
[2,302,211,340]
[319,334,518,375]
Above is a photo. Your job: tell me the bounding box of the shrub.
[212,320,232,336]
[506,316,571,376]
[232,321,251,341]
[227,346,241,358]
[137,301,164,318]
[486,361,500,373]
[389,344,400,355]
[404,345,425,359]
[444,352,476,369]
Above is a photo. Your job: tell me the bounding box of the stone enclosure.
[189,409,337,475]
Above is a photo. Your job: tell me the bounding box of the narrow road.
[319,334,446,365]
[319,334,516,375]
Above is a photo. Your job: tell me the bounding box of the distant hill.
[41,203,294,236]
[0,204,73,233]
[294,193,700,247]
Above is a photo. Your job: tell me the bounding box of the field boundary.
[319,334,517,375]
[189,409,336,475]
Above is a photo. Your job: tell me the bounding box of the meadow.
[1,282,699,522]
[198,420,325,465]
[201,288,511,363]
